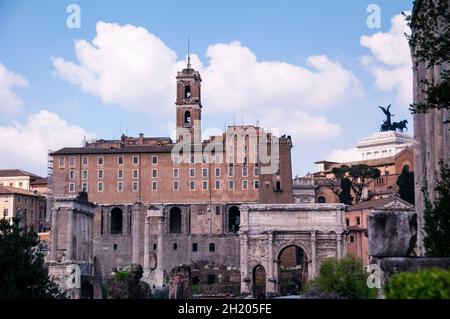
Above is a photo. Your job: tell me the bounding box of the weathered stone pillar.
[143,217,150,273]
[66,208,75,261]
[240,231,250,295]
[266,231,276,296]
[153,214,165,287]
[336,232,342,259]
[310,231,317,280]
[50,207,58,261]
[132,203,141,264]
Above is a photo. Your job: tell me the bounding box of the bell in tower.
[175,53,202,144]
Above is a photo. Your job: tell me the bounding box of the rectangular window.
[133,169,139,179]
[98,182,104,192]
[98,169,104,179]
[254,180,260,190]
[190,180,195,191]
[152,156,158,165]
[202,168,208,177]
[190,155,195,164]
[192,243,198,252]
[81,182,88,192]
[69,183,75,193]
[69,170,75,180]
[243,157,248,167]
[209,243,215,252]
[215,155,222,164]
[350,235,355,243]
[242,180,248,190]
[346,218,350,226]
[242,166,248,177]
[356,217,361,225]
[97,156,104,166]
[118,169,124,179]
[215,180,221,190]
[172,155,179,165]
[189,168,195,178]
[173,168,179,178]
[202,181,208,190]
[132,181,139,192]
[152,181,157,191]
[254,166,260,176]
[152,169,158,178]
[3,208,8,217]
[118,156,124,165]
[215,206,221,215]
[228,180,235,190]
[228,164,234,177]
[82,170,88,179]
[132,156,139,165]
[59,157,65,168]
[69,156,75,166]
[215,167,221,177]
[173,181,179,191]
[117,182,123,192]
[82,157,89,166]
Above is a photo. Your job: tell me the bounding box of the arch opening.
[277,245,307,296]
[228,206,240,233]
[169,207,182,234]
[184,110,191,126]
[252,265,266,299]
[110,207,123,235]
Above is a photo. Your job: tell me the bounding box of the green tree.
[397,166,415,204]
[327,164,380,204]
[0,217,64,299]
[407,0,450,119]
[423,161,450,257]
[385,268,450,299]
[305,257,375,299]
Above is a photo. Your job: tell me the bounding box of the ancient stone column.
[310,231,317,279]
[240,231,250,295]
[50,207,58,262]
[266,231,276,296]
[132,203,141,264]
[336,232,342,259]
[156,216,163,271]
[143,217,150,272]
[66,208,75,261]
[267,232,274,280]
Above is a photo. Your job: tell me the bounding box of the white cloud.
[256,110,342,142]
[0,110,92,175]
[53,21,363,142]
[326,147,360,163]
[202,42,363,113]
[360,13,412,107]
[0,63,29,114]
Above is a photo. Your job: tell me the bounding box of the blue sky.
[0,0,414,176]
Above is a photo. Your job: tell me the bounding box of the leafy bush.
[385,268,450,299]
[115,270,131,282]
[304,257,376,299]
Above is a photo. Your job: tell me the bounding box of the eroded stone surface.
[368,209,417,257]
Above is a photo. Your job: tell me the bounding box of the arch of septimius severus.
[239,204,346,297]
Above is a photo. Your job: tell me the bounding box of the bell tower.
[175,54,202,144]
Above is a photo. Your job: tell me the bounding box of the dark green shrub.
[385,268,450,299]
[304,257,376,299]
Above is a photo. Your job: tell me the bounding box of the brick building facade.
[49,62,294,293]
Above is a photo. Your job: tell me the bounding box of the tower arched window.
[184,110,191,127]
[184,85,191,100]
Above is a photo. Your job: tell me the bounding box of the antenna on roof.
[187,36,191,69]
